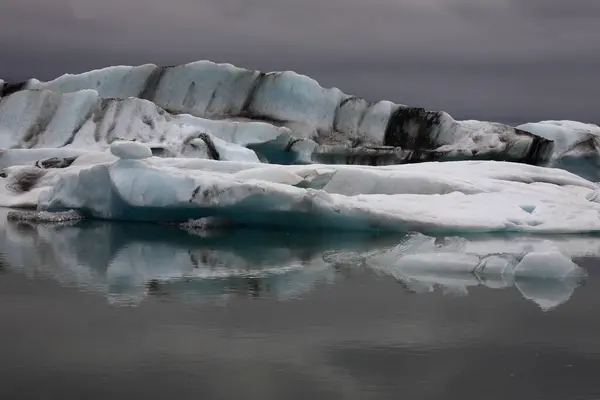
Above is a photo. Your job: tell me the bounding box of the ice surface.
[0,209,590,309]
[0,142,589,234]
[1,60,554,165]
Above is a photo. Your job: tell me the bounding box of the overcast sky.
[0,0,598,122]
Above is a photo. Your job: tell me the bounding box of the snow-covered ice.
[0,140,591,234]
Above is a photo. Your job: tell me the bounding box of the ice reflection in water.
[0,209,593,310]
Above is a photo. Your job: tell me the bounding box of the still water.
[0,210,599,400]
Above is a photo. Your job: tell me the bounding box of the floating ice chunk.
[513,251,586,311]
[514,251,584,279]
[110,141,153,160]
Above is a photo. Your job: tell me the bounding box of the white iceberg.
[2,60,598,311]
[0,141,590,234]
[0,60,553,165]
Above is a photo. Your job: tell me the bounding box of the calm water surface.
[0,210,599,400]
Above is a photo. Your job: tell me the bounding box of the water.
[1,210,600,399]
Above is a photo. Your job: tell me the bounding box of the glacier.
[0,207,590,310]
[0,60,557,166]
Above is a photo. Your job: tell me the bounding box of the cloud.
[0,0,598,122]
[507,0,600,20]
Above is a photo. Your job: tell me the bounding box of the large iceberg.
[0,141,597,234]
[2,60,599,309]
[0,59,599,236]
[0,60,554,165]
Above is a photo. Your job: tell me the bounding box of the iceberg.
[2,59,598,305]
[0,60,553,165]
[0,59,598,237]
[517,120,600,181]
[0,208,589,309]
[0,141,592,234]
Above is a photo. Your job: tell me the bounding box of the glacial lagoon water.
[0,209,599,399]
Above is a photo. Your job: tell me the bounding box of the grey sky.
[0,0,598,122]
